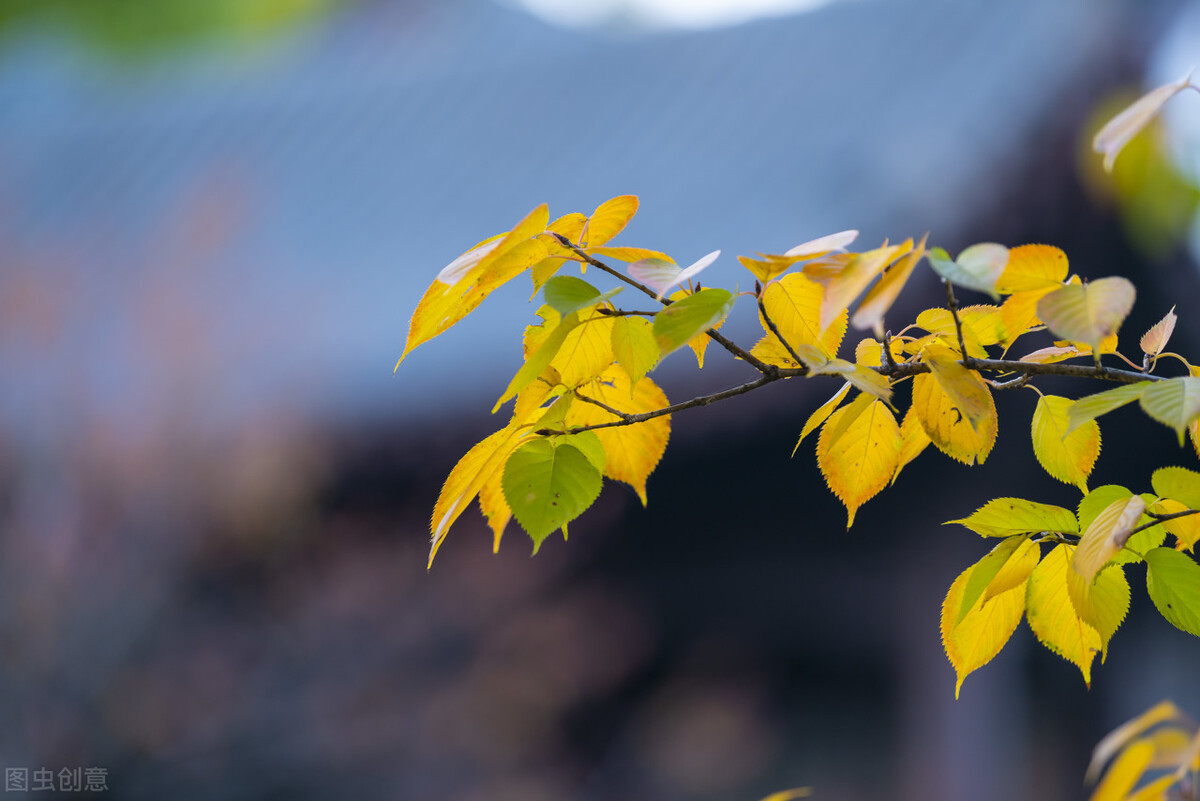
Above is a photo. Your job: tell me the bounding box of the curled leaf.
[1094,72,1194,172]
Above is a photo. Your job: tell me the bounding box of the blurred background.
[2,0,1200,798]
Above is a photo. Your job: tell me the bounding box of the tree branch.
[535,374,779,435]
[552,234,780,375]
[758,295,806,367]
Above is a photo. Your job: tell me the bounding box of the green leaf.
[925,244,1007,299]
[610,315,659,385]
[1145,547,1200,637]
[1152,466,1200,509]
[1036,277,1136,351]
[1078,485,1134,533]
[542,275,622,316]
[653,288,735,357]
[1066,382,1151,434]
[1139,376,1200,443]
[554,430,606,472]
[502,439,603,551]
[947,498,1078,538]
[493,311,583,413]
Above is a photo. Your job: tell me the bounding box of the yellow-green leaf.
[1067,382,1152,434]
[1141,307,1178,358]
[502,439,603,551]
[1032,394,1101,492]
[654,288,734,357]
[1145,547,1200,636]
[494,311,584,412]
[817,397,901,527]
[948,497,1078,538]
[1036,277,1136,351]
[1073,496,1145,588]
[1151,466,1200,509]
[565,367,670,505]
[926,243,1008,299]
[610,315,659,386]
[1026,544,1102,686]
[941,560,1028,698]
[1140,377,1200,443]
[581,194,638,247]
[956,535,1038,624]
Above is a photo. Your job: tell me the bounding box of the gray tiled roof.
[0,0,1127,435]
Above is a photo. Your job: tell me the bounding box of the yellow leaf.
[610,315,659,386]
[1026,544,1102,685]
[758,789,812,801]
[911,367,998,465]
[817,240,911,334]
[854,337,904,368]
[982,536,1042,603]
[1071,495,1142,607]
[1141,307,1178,358]
[1151,498,1200,551]
[750,272,848,365]
[921,345,993,432]
[794,381,851,455]
[547,212,587,242]
[802,251,854,283]
[999,285,1056,347]
[1124,774,1178,801]
[1089,738,1154,801]
[397,204,550,366]
[478,460,511,551]
[551,312,616,387]
[585,246,672,262]
[1037,277,1136,352]
[995,244,1069,293]
[851,232,928,336]
[1086,700,1186,784]
[817,398,901,527]
[913,308,990,359]
[1031,394,1101,492]
[941,561,1028,698]
[892,404,931,484]
[429,382,560,566]
[738,253,808,284]
[581,194,639,247]
[566,367,670,505]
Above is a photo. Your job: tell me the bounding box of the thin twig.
[758,295,805,366]
[943,279,974,368]
[535,374,778,435]
[882,330,900,371]
[553,234,779,375]
[595,308,657,317]
[880,357,1160,385]
[1133,508,1200,536]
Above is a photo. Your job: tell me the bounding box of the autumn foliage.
[398,75,1200,799]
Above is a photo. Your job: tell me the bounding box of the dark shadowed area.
[1,0,1199,799]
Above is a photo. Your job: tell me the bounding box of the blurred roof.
[0,0,1130,440]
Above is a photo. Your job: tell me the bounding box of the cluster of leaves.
[1086,701,1200,801]
[396,73,1200,696]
